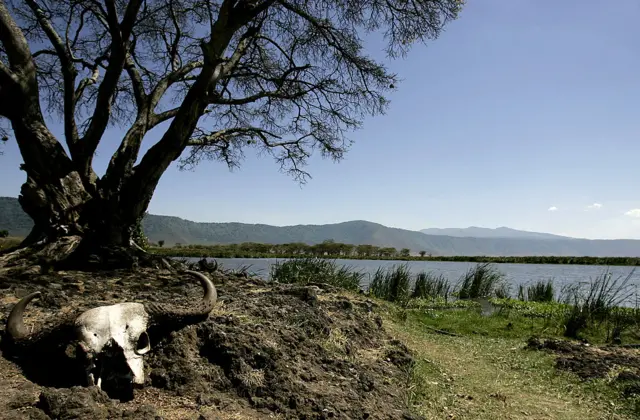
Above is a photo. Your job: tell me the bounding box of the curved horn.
[6,291,41,340]
[144,270,217,327]
[4,291,77,352]
[185,270,217,306]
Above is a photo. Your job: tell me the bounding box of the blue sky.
[1,0,640,239]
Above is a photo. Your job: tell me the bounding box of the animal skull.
[75,302,152,388]
[4,270,216,396]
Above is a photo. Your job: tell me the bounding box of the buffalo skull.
[4,270,217,398]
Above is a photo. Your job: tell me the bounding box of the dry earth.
[527,337,640,401]
[0,266,419,420]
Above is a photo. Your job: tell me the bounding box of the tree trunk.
[3,170,155,272]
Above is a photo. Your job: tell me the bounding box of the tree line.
[148,240,640,266]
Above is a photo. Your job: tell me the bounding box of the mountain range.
[1,196,640,257]
[420,226,570,240]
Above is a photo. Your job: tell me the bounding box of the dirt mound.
[0,267,418,419]
[526,337,640,399]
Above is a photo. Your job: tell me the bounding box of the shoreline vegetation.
[149,241,640,266]
[193,255,640,344]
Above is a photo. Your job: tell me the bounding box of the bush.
[269,257,364,291]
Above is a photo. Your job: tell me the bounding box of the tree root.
[0,235,82,274]
[0,235,181,274]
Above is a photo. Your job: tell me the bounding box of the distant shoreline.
[2,236,638,266]
[150,246,640,266]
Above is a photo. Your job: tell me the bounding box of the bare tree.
[0,0,463,266]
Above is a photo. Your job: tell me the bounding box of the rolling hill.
[2,196,640,256]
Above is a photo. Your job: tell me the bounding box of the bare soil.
[527,337,640,399]
[0,267,419,420]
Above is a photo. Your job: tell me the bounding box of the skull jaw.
[100,373,136,402]
[84,352,144,402]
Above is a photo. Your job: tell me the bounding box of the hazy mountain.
[0,197,34,236]
[2,196,640,256]
[420,226,572,240]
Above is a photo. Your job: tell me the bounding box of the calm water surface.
[184,257,640,300]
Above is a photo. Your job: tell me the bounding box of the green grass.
[560,269,638,340]
[412,271,451,300]
[367,263,511,304]
[268,257,364,291]
[384,309,632,419]
[455,262,510,299]
[368,264,413,304]
[519,279,556,303]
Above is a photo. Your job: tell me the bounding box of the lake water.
[182,257,640,305]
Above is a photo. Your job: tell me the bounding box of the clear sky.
[1,0,640,240]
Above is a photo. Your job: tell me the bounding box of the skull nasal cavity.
[135,331,151,355]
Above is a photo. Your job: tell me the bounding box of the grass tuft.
[412,271,451,300]
[368,264,412,304]
[518,279,556,303]
[559,269,637,340]
[456,263,509,299]
[268,257,364,291]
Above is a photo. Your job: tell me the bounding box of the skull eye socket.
[135,331,151,355]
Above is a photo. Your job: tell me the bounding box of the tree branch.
[0,1,34,78]
[0,0,79,193]
[78,0,144,174]
[23,0,80,150]
[187,126,287,147]
[148,59,203,111]
[125,54,146,108]
[209,76,320,106]
[167,0,182,72]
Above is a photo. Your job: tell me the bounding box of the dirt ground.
[527,337,640,400]
[0,266,419,420]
